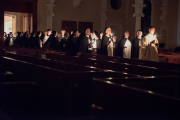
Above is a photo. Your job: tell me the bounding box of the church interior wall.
[36,0,180,49]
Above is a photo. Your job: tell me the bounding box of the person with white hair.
[79,28,92,53]
[100,27,112,55]
[131,30,143,59]
[139,26,159,62]
[118,31,132,58]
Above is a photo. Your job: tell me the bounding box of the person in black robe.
[79,28,92,53]
[59,32,69,52]
[21,31,29,47]
[5,32,14,46]
[44,29,52,49]
[118,31,132,58]
[34,31,42,48]
[49,31,59,51]
[4,32,7,42]
[131,30,143,59]
[68,31,79,56]
[113,36,118,56]
[28,32,36,48]
[14,32,21,46]
[59,29,66,40]
[100,27,112,55]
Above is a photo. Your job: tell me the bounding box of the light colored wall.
[151,0,179,49]
[36,0,179,49]
[37,0,136,37]
[37,0,48,31]
[106,0,136,40]
[53,0,101,33]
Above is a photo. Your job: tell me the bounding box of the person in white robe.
[139,26,159,62]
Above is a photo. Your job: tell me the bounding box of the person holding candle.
[118,31,132,58]
[100,27,112,55]
[139,26,159,62]
[131,30,143,59]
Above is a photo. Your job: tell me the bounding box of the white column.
[100,0,108,31]
[177,0,180,46]
[16,13,21,32]
[132,0,146,35]
[46,0,56,30]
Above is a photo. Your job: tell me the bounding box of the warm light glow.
[106,81,113,84]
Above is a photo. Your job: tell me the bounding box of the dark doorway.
[141,0,152,36]
[78,22,93,33]
[62,21,77,34]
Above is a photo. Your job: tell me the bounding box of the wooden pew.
[79,53,180,71]
[92,76,180,119]
[46,53,180,77]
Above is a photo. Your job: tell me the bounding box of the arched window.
[141,0,152,36]
[110,0,122,10]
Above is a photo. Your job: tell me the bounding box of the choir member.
[101,27,112,55]
[59,29,66,40]
[79,28,91,53]
[50,31,59,51]
[14,32,21,46]
[131,30,143,59]
[113,36,118,56]
[28,32,36,48]
[118,31,132,58]
[4,32,7,42]
[59,32,69,52]
[22,31,29,47]
[107,34,113,56]
[57,33,61,42]
[44,29,53,49]
[100,32,103,40]
[69,31,78,56]
[139,26,159,62]
[34,31,42,48]
[91,31,101,54]
[5,32,14,46]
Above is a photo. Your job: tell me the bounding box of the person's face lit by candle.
[86,29,91,36]
[47,30,52,36]
[106,28,111,36]
[149,28,155,35]
[45,32,47,36]
[124,32,129,38]
[137,31,142,38]
[113,36,117,42]
[61,30,65,35]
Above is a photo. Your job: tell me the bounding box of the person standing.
[118,31,132,58]
[79,28,92,53]
[139,26,159,62]
[131,31,143,59]
[101,27,112,55]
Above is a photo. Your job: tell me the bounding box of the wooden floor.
[0,46,180,120]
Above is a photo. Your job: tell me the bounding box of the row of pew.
[0,46,180,119]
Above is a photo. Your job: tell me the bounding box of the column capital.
[133,13,145,17]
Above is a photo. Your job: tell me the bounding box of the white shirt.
[124,39,131,47]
